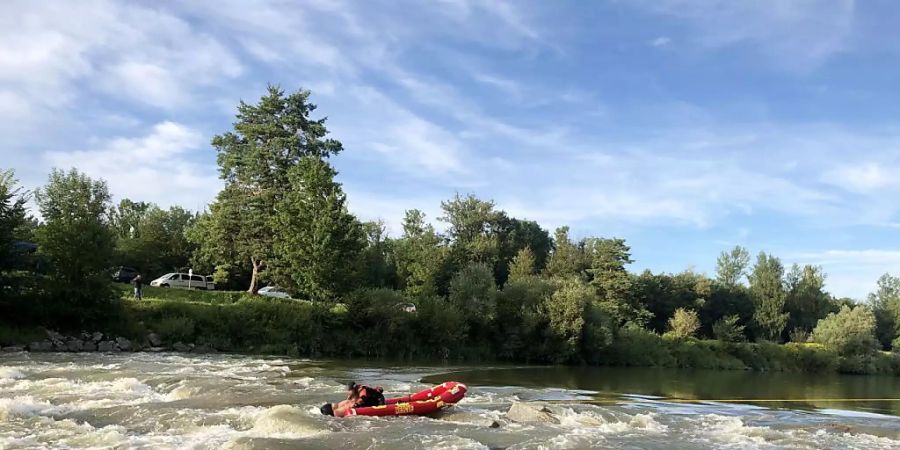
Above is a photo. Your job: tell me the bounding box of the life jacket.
[355,385,385,407]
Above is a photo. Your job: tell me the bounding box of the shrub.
[811,305,878,356]
[666,308,700,339]
[448,263,497,331]
[712,315,745,342]
[155,316,196,343]
[788,327,809,343]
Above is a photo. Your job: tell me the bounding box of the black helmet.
[320,403,334,416]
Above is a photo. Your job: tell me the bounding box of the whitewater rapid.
[1,352,898,449]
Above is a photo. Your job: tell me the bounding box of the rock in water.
[98,341,115,352]
[82,341,97,351]
[66,340,84,352]
[115,337,132,351]
[434,410,501,428]
[91,332,103,342]
[506,402,559,424]
[173,342,191,352]
[147,333,162,347]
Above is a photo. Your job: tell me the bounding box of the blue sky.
[2,0,900,298]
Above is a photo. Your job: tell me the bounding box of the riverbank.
[3,287,899,376]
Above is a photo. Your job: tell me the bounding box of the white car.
[258,286,291,299]
[149,273,215,290]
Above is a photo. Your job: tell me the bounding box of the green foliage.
[868,273,900,350]
[811,304,878,356]
[271,157,363,301]
[544,278,594,361]
[546,227,588,279]
[155,316,196,343]
[495,276,554,359]
[393,209,447,297]
[507,247,536,282]
[198,85,343,293]
[784,264,833,336]
[716,246,749,287]
[667,308,700,339]
[712,315,746,342]
[34,169,116,328]
[0,169,32,319]
[113,200,197,277]
[749,252,788,341]
[586,237,647,326]
[357,221,397,289]
[448,262,497,334]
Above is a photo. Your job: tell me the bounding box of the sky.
[2,0,900,298]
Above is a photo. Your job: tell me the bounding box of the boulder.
[147,333,162,347]
[98,341,115,352]
[82,341,97,352]
[66,340,84,352]
[506,402,559,424]
[91,332,103,342]
[148,347,165,352]
[2,346,24,352]
[28,341,53,352]
[172,342,191,352]
[115,337,132,351]
[45,329,64,342]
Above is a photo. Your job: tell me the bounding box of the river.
[1,352,899,449]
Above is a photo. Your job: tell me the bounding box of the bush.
[155,316,196,343]
[666,308,700,339]
[712,315,745,342]
[811,305,878,356]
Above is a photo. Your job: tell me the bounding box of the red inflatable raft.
[346,381,468,417]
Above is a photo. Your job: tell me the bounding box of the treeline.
[1,86,899,372]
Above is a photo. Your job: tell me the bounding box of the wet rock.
[115,337,132,351]
[148,347,165,352]
[91,332,103,342]
[2,346,24,352]
[172,342,191,352]
[45,329,64,342]
[66,339,84,352]
[98,341,115,352]
[82,341,97,352]
[507,402,559,424]
[191,344,212,353]
[28,341,53,352]
[147,333,162,347]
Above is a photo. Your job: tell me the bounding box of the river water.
[1,353,899,449]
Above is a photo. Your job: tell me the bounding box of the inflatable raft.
[346,381,468,417]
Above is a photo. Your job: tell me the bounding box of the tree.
[440,194,501,267]
[784,264,833,336]
[748,252,788,341]
[868,273,900,349]
[393,209,447,297]
[712,315,746,342]
[586,237,647,326]
[496,276,554,359]
[544,278,595,361]
[716,246,750,287]
[114,202,197,277]
[667,308,700,339]
[448,262,497,335]
[34,169,116,327]
[546,226,588,278]
[357,220,397,289]
[202,85,343,293]
[811,305,878,356]
[0,169,28,274]
[271,157,363,301]
[508,247,536,281]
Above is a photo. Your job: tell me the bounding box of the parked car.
[112,266,139,283]
[258,286,291,299]
[149,272,215,290]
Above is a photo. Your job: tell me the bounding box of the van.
[149,273,215,290]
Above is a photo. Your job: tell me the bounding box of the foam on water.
[0,368,26,380]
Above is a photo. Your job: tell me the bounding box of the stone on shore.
[66,339,84,352]
[98,341,115,352]
[172,342,191,352]
[115,337,132,351]
[147,333,162,347]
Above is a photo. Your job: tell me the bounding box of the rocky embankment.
[0,329,215,354]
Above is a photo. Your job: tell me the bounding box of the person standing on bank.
[132,274,143,300]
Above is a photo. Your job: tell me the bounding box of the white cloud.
[788,249,900,299]
[630,0,856,70]
[650,36,672,47]
[823,163,900,193]
[43,122,220,210]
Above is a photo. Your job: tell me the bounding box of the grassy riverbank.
[23,285,869,375]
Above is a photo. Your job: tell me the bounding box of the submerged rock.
[28,341,53,352]
[1,346,24,352]
[434,410,501,428]
[506,402,559,424]
[82,341,97,352]
[172,342,191,352]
